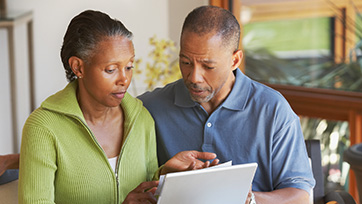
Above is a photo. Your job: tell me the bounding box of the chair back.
[305,139,325,204]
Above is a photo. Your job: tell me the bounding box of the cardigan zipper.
[115,172,119,204]
[73,116,122,203]
[114,125,134,204]
[72,111,138,204]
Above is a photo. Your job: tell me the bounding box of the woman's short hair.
[60,10,133,82]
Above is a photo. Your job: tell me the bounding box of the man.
[139,5,315,204]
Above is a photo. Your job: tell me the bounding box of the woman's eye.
[181,61,191,65]
[105,69,115,73]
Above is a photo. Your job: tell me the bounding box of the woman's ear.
[231,50,243,71]
[69,56,84,78]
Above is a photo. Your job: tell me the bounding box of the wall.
[0,0,206,154]
[168,0,208,45]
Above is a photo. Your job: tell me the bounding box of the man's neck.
[200,72,236,115]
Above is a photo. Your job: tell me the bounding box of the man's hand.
[122,181,159,204]
[0,154,20,177]
[160,151,219,175]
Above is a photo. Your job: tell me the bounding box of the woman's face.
[79,36,134,108]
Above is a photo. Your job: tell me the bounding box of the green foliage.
[243,17,331,51]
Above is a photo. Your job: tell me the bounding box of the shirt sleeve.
[271,117,315,193]
[19,124,57,204]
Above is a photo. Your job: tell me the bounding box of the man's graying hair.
[181,6,240,52]
[60,10,133,82]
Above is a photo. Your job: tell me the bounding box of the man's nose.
[188,65,204,84]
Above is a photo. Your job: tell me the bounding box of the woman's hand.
[160,151,219,175]
[245,186,253,204]
[122,181,159,204]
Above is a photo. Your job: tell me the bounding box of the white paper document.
[156,161,257,204]
[155,160,233,196]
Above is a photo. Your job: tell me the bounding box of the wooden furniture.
[0,10,35,153]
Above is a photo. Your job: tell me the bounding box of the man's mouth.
[189,88,204,96]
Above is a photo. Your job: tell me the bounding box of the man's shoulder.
[241,79,296,120]
[248,79,288,105]
[232,70,288,108]
[138,79,182,104]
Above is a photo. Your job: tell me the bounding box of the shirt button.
[207,122,212,127]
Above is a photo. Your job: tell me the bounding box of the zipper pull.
[115,172,119,204]
[115,172,119,186]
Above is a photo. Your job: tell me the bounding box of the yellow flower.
[134,35,182,90]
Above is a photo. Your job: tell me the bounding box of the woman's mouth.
[112,92,126,99]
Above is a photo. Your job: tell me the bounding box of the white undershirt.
[108,156,118,173]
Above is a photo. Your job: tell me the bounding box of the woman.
[19,10,217,204]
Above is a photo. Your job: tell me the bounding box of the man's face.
[179,31,238,105]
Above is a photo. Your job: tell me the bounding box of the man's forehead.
[179,53,218,64]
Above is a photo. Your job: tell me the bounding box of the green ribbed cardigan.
[19,81,158,204]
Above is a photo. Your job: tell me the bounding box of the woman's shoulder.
[123,93,154,122]
[24,106,69,132]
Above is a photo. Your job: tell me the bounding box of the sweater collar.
[41,80,143,124]
[41,80,84,119]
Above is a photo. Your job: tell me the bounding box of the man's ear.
[231,50,243,71]
[69,56,84,78]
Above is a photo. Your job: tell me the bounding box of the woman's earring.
[78,76,82,79]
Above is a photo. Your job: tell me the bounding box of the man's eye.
[181,61,191,65]
[126,66,134,70]
[204,65,214,69]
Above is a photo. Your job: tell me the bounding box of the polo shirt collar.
[173,68,251,110]
[222,68,250,111]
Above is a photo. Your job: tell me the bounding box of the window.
[241,0,362,92]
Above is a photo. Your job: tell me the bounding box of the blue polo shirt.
[138,68,315,193]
